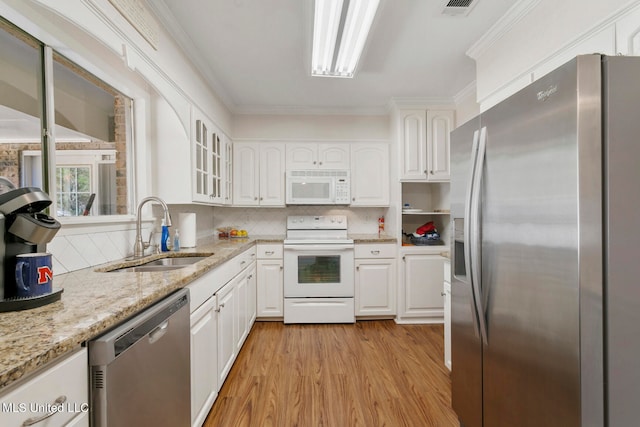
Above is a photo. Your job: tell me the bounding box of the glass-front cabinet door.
[192,109,224,205]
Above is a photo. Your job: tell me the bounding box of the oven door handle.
[284,244,354,251]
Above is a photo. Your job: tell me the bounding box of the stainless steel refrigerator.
[450,54,640,427]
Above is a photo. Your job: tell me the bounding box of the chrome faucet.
[133,196,172,258]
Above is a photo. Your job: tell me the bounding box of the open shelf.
[401,182,451,247]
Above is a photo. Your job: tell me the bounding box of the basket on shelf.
[409,234,444,246]
[404,221,443,246]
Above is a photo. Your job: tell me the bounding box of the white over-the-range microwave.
[285,170,351,205]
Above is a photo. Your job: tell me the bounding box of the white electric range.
[283,215,355,324]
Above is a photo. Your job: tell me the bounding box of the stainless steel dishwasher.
[89,288,190,427]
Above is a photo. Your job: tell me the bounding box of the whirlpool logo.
[537,85,558,101]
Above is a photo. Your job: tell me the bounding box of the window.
[0,18,134,218]
[23,149,116,216]
[56,166,91,217]
[0,18,43,192]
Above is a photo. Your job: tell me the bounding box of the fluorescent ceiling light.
[312,0,380,78]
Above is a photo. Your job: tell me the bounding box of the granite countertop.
[349,234,397,243]
[0,233,396,391]
[0,236,277,391]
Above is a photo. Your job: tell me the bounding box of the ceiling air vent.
[442,0,478,16]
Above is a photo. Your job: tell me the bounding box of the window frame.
[0,18,137,223]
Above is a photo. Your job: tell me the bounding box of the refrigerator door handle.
[464,130,484,342]
[470,126,488,344]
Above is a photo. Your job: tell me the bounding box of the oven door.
[284,244,354,297]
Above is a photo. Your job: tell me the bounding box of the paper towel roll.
[178,213,196,248]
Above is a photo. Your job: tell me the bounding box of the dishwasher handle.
[148,321,169,344]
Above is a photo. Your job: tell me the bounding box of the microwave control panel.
[335,179,351,204]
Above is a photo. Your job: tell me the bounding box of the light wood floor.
[203,320,459,427]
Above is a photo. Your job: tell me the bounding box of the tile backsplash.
[49,225,147,274]
[212,206,388,235]
[49,205,388,274]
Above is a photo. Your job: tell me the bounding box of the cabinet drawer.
[188,270,217,313]
[256,244,283,259]
[235,247,256,271]
[0,348,88,427]
[355,243,395,259]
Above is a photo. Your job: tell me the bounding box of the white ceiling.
[150,0,514,115]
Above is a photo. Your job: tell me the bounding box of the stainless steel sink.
[114,265,187,273]
[141,256,209,267]
[103,255,211,273]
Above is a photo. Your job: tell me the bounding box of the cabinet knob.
[265,251,274,255]
[371,250,380,255]
[352,197,356,202]
[254,197,258,201]
[260,197,263,201]
[356,265,360,271]
[424,170,427,174]
[313,161,317,165]
[441,292,446,297]
[280,266,283,270]
[430,170,434,175]
[319,162,323,165]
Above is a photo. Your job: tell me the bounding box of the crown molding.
[233,104,391,116]
[453,80,477,105]
[466,0,542,60]
[388,97,456,111]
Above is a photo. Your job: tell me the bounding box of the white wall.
[232,114,390,141]
[470,0,638,107]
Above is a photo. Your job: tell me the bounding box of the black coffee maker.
[0,188,61,304]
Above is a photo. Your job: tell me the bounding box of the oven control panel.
[287,215,347,230]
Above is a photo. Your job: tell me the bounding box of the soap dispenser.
[160,219,170,252]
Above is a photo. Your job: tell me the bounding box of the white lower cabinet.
[354,243,396,317]
[443,262,452,370]
[398,252,445,323]
[235,263,256,353]
[216,279,237,386]
[190,297,218,426]
[256,244,284,319]
[0,348,88,427]
[187,246,256,426]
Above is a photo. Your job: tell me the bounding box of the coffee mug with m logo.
[15,253,53,298]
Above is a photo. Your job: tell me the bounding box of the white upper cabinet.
[399,109,453,182]
[350,143,389,206]
[426,110,453,181]
[233,142,285,206]
[156,102,231,205]
[399,110,427,180]
[286,143,350,170]
[223,134,233,205]
[259,144,286,206]
[192,108,230,205]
